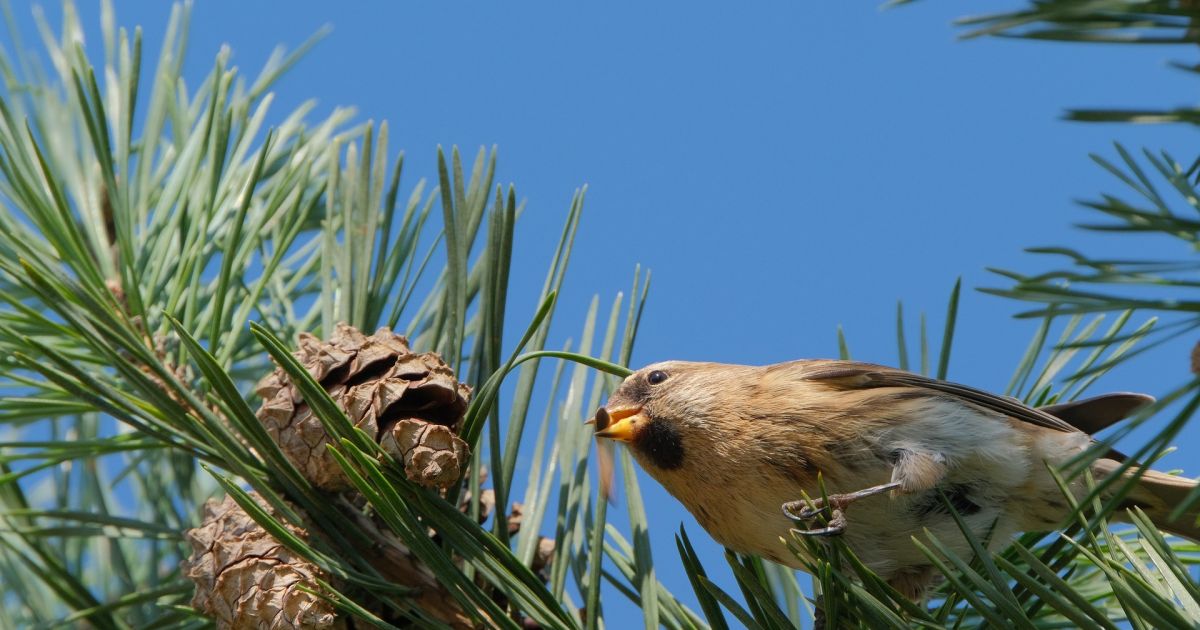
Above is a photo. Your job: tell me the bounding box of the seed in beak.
[592,407,610,431]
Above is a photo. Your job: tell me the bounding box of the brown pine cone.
[181,493,342,630]
[256,323,471,491]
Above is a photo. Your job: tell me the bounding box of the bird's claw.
[782,481,902,537]
[796,505,827,520]
[782,498,831,522]
[790,508,847,537]
[783,498,846,536]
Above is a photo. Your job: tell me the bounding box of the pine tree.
[2,2,1199,629]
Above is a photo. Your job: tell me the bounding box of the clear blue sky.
[13,1,1200,627]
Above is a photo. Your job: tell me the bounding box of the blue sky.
[14,1,1200,627]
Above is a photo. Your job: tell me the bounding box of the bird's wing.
[796,360,1079,434]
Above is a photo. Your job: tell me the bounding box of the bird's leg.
[888,447,948,495]
[783,447,948,536]
[782,481,902,536]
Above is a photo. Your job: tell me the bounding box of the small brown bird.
[593,360,1200,600]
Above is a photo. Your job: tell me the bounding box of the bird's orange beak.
[593,406,645,443]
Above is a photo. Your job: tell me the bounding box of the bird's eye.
[647,370,669,385]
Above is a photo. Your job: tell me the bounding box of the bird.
[592,359,1200,601]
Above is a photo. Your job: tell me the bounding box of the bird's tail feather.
[1093,458,1200,542]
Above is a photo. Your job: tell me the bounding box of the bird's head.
[594,361,739,471]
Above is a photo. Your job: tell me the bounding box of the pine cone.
[256,323,471,491]
[533,537,555,577]
[460,488,496,524]
[182,493,342,630]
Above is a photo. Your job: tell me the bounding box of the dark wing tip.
[1039,392,1156,435]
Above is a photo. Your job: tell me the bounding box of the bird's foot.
[782,481,902,537]
[788,506,848,536]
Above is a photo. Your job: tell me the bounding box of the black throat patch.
[634,419,685,470]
